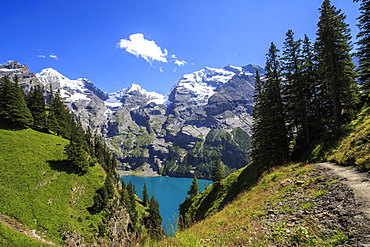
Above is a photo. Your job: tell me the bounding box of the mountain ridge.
[0,61,264,179]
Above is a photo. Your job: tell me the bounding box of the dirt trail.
[316,162,370,218]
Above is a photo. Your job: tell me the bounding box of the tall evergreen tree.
[281,30,313,159]
[142,183,149,207]
[0,76,34,128]
[301,35,321,125]
[187,174,200,197]
[355,0,370,103]
[47,89,71,137]
[212,158,225,183]
[64,119,90,174]
[315,0,358,131]
[27,85,46,128]
[126,182,138,226]
[252,43,289,168]
[145,195,162,238]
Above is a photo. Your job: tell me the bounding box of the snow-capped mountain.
[105,84,167,109]
[0,61,264,178]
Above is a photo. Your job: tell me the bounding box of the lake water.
[121,175,211,235]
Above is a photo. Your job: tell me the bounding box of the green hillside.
[328,106,370,171]
[0,128,107,246]
[146,163,348,246]
[144,106,370,246]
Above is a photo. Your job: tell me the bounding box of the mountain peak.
[0,61,30,73]
[36,68,68,85]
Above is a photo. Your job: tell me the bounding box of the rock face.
[0,61,264,179]
[0,61,39,93]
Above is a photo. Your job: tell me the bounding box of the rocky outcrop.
[0,61,39,93]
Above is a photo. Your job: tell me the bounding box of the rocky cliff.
[0,61,264,179]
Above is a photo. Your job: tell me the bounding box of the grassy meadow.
[0,128,106,246]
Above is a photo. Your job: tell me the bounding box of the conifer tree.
[212,157,224,183]
[142,183,149,207]
[27,85,46,128]
[65,119,90,174]
[0,76,34,128]
[252,43,289,168]
[187,174,200,197]
[126,182,138,226]
[48,89,71,137]
[281,30,313,159]
[355,0,370,102]
[315,0,358,131]
[301,35,321,126]
[145,195,162,238]
[251,70,269,167]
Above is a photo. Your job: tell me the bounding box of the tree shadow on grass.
[47,160,78,174]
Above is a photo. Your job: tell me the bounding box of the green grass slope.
[328,106,370,171]
[0,128,107,246]
[149,163,347,246]
[179,161,264,227]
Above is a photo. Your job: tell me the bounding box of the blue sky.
[1,0,360,95]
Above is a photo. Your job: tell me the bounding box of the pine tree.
[27,85,46,128]
[64,119,90,174]
[145,195,163,238]
[281,30,313,159]
[0,76,34,128]
[252,43,289,169]
[355,0,370,103]
[126,182,138,226]
[251,70,269,167]
[187,174,200,197]
[212,157,224,183]
[142,183,149,207]
[47,89,71,137]
[315,0,358,131]
[301,35,322,141]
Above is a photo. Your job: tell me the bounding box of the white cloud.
[159,67,163,72]
[175,59,187,66]
[49,54,58,60]
[37,55,46,58]
[118,33,168,64]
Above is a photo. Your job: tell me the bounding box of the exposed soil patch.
[261,163,370,246]
[317,162,370,218]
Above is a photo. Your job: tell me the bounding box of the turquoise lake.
[121,176,211,235]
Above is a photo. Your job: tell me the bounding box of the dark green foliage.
[281,31,321,160]
[126,182,138,226]
[281,31,310,157]
[187,174,200,197]
[27,85,46,128]
[355,0,370,102]
[315,0,358,130]
[212,157,225,183]
[89,175,115,214]
[144,195,163,239]
[47,89,73,137]
[65,120,90,174]
[252,43,290,169]
[142,182,149,207]
[0,76,34,129]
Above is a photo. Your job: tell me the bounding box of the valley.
[0,61,260,180]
